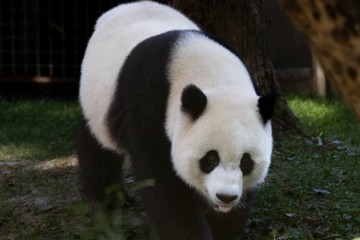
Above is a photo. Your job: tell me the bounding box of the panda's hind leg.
[75,117,131,209]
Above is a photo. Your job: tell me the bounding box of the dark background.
[0,0,311,98]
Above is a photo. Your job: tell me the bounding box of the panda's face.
[170,85,275,213]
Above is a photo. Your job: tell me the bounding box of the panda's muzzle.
[213,193,239,213]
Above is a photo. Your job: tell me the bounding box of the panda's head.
[170,84,276,213]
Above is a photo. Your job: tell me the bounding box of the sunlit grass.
[0,99,80,161]
[287,96,360,146]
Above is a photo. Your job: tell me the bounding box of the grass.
[245,96,360,239]
[288,96,360,146]
[0,99,80,161]
[0,95,359,239]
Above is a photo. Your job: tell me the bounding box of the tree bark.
[278,0,360,121]
[165,0,303,135]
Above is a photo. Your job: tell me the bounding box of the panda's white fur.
[166,32,273,211]
[80,1,199,151]
[78,1,275,239]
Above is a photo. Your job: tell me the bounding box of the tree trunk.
[278,0,360,121]
[165,0,303,135]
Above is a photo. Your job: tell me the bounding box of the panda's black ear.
[181,84,207,120]
[258,93,277,123]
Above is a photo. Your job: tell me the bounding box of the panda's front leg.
[206,189,257,240]
[138,176,213,240]
[130,154,213,240]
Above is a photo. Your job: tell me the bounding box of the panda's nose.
[216,193,238,204]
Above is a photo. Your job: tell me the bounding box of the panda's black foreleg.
[127,152,213,240]
[75,117,130,209]
[139,177,213,240]
[206,189,257,240]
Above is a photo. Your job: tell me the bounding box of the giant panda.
[76,1,276,240]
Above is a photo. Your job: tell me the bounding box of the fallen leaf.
[312,188,330,195]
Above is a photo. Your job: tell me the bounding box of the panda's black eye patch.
[240,153,254,176]
[200,150,220,174]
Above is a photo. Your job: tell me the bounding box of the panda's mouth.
[214,204,233,213]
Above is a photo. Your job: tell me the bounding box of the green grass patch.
[0,99,80,161]
[288,96,360,146]
[0,96,359,239]
[245,96,360,239]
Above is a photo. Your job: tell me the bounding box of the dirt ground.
[0,157,83,239]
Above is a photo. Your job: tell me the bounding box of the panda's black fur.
[77,2,275,239]
[77,29,257,239]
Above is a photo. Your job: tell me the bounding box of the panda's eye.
[240,153,254,176]
[200,150,220,174]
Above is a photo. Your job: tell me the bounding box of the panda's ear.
[181,84,207,120]
[258,93,277,123]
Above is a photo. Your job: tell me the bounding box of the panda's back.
[80,1,199,151]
